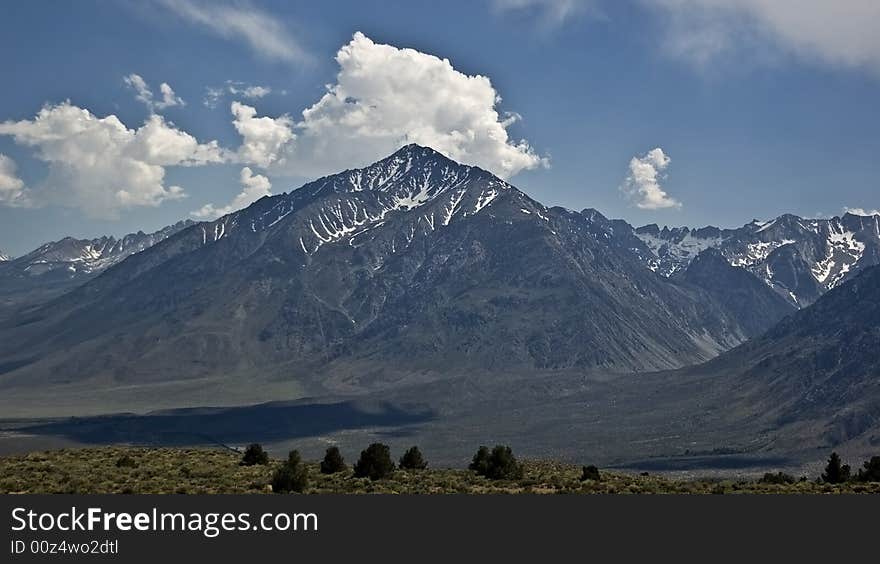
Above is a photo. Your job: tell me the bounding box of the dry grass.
[1,447,879,494]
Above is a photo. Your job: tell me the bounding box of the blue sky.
[1,0,878,255]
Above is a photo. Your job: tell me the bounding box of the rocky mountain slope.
[0,145,792,405]
[635,213,880,308]
[685,263,880,451]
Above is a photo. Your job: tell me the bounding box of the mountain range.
[633,212,880,307]
[0,144,877,467]
[0,145,797,393]
[0,221,193,310]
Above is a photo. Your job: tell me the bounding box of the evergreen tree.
[320,446,346,474]
[821,452,851,484]
[240,443,269,466]
[353,443,395,480]
[399,446,428,470]
[469,446,491,476]
[856,456,880,482]
[470,445,523,480]
[271,449,309,493]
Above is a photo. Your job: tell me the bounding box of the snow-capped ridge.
[3,220,194,279]
[200,144,515,257]
[633,212,880,307]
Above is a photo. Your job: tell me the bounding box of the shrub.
[470,445,523,480]
[115,455,137,469]
[240,443,269,466]
[320,446,346,474]
[821,452,851,484]
[580,465,601,482]
[271,450,309,493]
[399,446,428,470]
[759,471,796,485]
[353,443,395,480]
[856,456,880,482]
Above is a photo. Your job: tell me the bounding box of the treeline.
[238,443,880,494]
[759,451,880,485]
[238,443,600,493]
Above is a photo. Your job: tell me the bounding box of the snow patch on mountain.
[4,221,194,279]
[634,212,880,307]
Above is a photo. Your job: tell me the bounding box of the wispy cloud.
[156,0,310,64]
[203,81,275,109]
[124,73,185,111]
[644,0,880,75]
[490,0,594,26]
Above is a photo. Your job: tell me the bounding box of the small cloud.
[203,81,274,109]
[191,166,272,220]
[203,86,225,109]
[124,73,185,111]
[620,147,681,210]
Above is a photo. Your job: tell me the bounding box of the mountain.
[0,221,193,308]
[635,213,880,308]
[687,263,880,452]
[0,145,789,408]
[0,249,9,262]
[675,248,795,337]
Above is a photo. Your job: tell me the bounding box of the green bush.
[856,456,880,482]
[399,446,428,470]
[470,445,523,480]
[353,443,395,480]
[320,446,346,474]
[115,455,137,468]
[821,452,851,484]
[240,443,269,466]
[580,465,601,482]
[759,471,796,485]
[271,450,309,493]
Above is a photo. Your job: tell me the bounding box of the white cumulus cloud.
[645,0,880,74]
[156,0,310,64]
[191,166,272,220]
[230,101,295,168]
[230,32,546,180]
[0,102,224,217]
[124,73,185,111]
[0,154,30,207]
[620,147,681,210]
